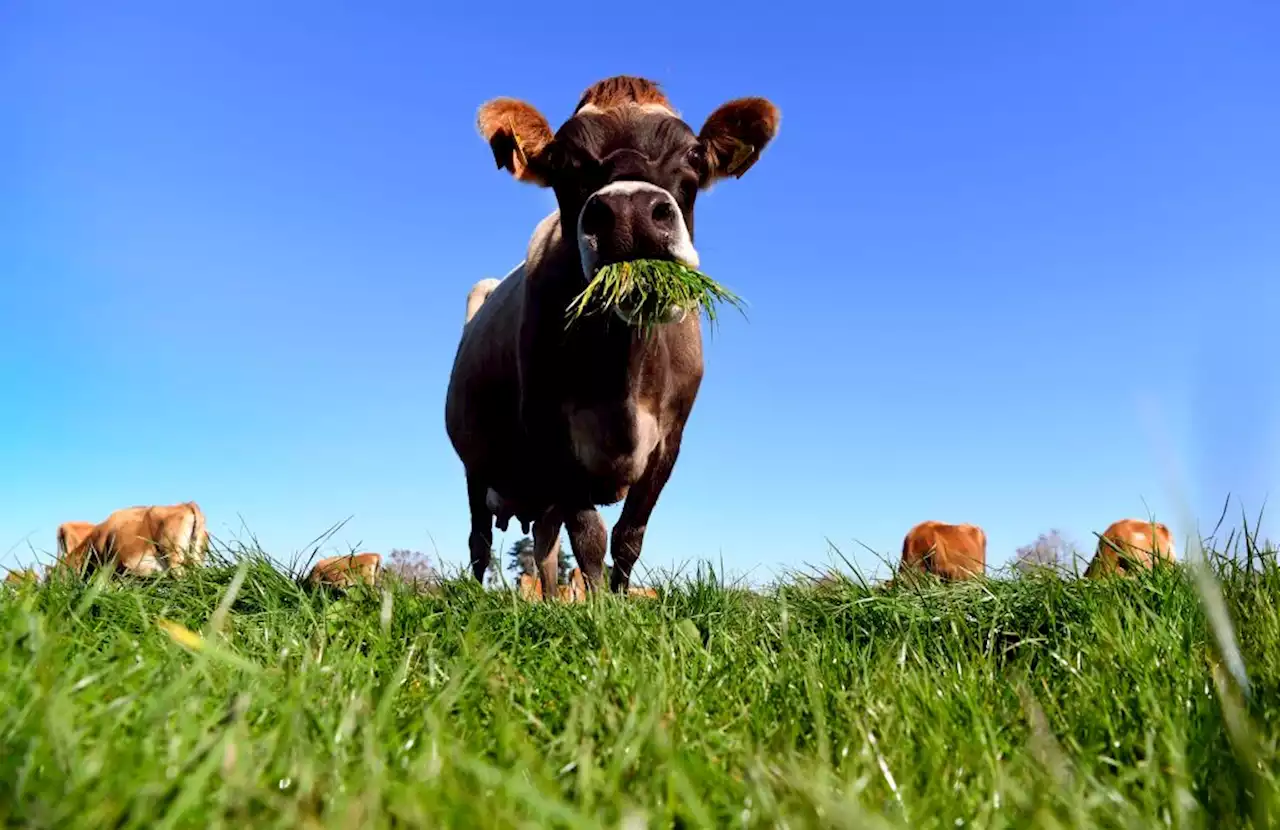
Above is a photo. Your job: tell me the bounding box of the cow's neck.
[534,230,654,408]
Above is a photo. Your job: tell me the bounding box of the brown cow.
[557,566,588,602]
[899,520,987,582]
[57,521,97,567]
[4,568,39,585]
[517,572,542,600]
[446,75,780,593]
[67,502,209,577]
[307,553,383,589]
[1085,518,1176,577]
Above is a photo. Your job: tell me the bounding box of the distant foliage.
[384,548,440,588]
[503,536,576,584]
[1014,529,1077,575]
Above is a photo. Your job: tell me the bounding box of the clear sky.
[3,2,1278,582]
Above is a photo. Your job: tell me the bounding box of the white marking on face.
[576,102,676,117]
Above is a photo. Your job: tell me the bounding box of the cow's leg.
[565,507,608,591]
[609,430,684,593]
[532,509,564,601]
[466,474,493,582]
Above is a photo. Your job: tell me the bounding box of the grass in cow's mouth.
[565,259,746,333]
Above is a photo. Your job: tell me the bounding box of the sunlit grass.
[1,533,1277,828]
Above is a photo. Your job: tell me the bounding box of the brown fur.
[476,99,556,185]
[899,521,987,582]
[308,550,381,589]
[56,520,97,571]
[557,566,588,602]
[450,76,780,594]
[307,553,383,589]
[574,75,673,114]
[67,502,209,577]
[1085,519,1176,578]
[697,98,782,182]
[518,572,542,600]
[5,568,39,585]
[626,585,658,599]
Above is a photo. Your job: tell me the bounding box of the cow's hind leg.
[532,509,564,601]
[466,474,494,582]
[565,507,607,591]
[609,429,685,593]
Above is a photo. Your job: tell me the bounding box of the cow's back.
[1086,519,1175,577]
[445,261,527,476]
[901,521,986,581]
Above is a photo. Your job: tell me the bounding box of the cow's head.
[477,76,779,301]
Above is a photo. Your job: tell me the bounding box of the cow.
[558,566,587,602]
[307,553,383,589]
[517,571,542,600]
[899,520,987,582]
[67,502,209,577]
[56,520,97,570]
[626,585,659,599]
[4,568,39,585]
[466,278,502,325]
[445,75,780,594]
[1085,518,1176,578]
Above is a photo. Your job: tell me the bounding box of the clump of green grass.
[565,259,746,333]
[1,534,1278,828]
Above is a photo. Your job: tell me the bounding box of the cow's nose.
[579,192,615,239]
[579,187,679,248]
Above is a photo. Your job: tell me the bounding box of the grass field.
[1,533,1277,829]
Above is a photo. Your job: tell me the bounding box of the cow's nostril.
[580,195,613,237]
[651,200,675,226]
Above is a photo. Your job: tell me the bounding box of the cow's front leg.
[565,507,607,591]
[609,428,684,593]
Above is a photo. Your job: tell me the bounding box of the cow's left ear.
[696,97,780,186]
[476,97,557,186]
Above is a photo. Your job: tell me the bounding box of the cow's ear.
[695,97,780,187]
[477,98,557,187]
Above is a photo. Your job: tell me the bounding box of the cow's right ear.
[477,98,557,187]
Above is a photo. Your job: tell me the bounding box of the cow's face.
[477,77,779,304]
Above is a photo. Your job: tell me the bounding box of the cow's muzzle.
[576,181,699,327]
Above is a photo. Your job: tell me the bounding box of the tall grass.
[1,534,1277,829]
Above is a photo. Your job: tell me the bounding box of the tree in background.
[506,538,536,578]
[504,535,577,584]
[384,548,440,589]
[1014,529,1077,575]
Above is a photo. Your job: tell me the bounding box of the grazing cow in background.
[627,585,658,599]
[557,566,587,602]
[56,521,97,570]
[67,502,209,577]
[307,553,383,589]
[1085,518,1176,578]
[4,568,39,585]
[446,75,780,594]
[465,278,502,324]
[899,520,987,582]
[517,572,542,600]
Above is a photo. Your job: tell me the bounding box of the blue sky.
[3,2,1278,582]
